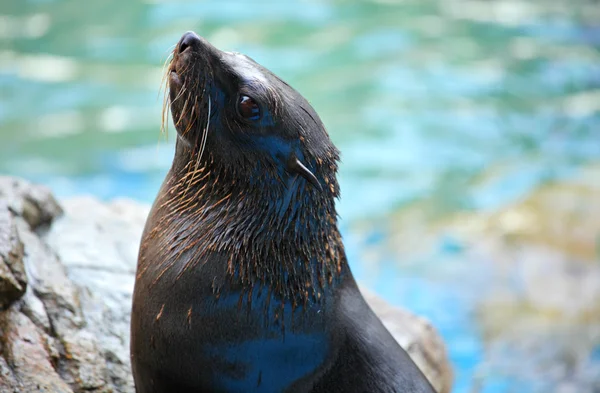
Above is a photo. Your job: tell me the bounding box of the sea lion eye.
[238,95,261,121]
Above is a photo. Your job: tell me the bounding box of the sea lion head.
[148,32,347,303]
[166,31,339,193]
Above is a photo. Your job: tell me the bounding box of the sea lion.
[130,31,437,393]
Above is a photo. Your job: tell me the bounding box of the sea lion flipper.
[288,155,322,191]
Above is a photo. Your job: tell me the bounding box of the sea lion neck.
[149,137,347,303]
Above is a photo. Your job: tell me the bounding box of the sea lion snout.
[176,31,217,57]
[178,31,199,54]
[170,31,213,76]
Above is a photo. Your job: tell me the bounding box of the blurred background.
[1,0,599,391]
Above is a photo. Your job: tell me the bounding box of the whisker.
[178,96,190,127]
[198,95,211,163]
[160,75,172,139]
[158,53,174,99]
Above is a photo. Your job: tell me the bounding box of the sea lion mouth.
[167,44,187,92]
[168,68,181,89]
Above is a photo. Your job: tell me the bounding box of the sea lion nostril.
[178,31,200,54]
[178,42,189,54]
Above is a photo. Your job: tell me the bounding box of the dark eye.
[237,95,261,121]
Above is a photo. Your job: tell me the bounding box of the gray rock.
[0,176,453,393]
[361,287,453,393]
[0,178,111,393]
[45,197,145,393]
[0,176,62,230]
[0,355,23,393]
[0,308,72,393]
[0,201,26,308]
[20,287,51,333]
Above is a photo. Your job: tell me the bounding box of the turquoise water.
[1,1,599,391]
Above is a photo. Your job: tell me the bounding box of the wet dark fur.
[130,32,436,393]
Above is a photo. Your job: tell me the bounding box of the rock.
[0,176,62,230]
[0,201,26,308]
[0,178,111,393]
[361,287,453,393]
[45,196,143,393]
[20,287,51,333]
[0,176,452,393]
[0,308,72,393]
[0,355,22,393]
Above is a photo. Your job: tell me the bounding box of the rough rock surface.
[0,176,453,393]
[0,200,26,309]
[0,177,111,393]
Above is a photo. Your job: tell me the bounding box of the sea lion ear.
[287,154,322,191]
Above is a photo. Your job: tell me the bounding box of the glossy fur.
[130,31,436,393]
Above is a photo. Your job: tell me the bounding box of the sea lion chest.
[132,236,338,393]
